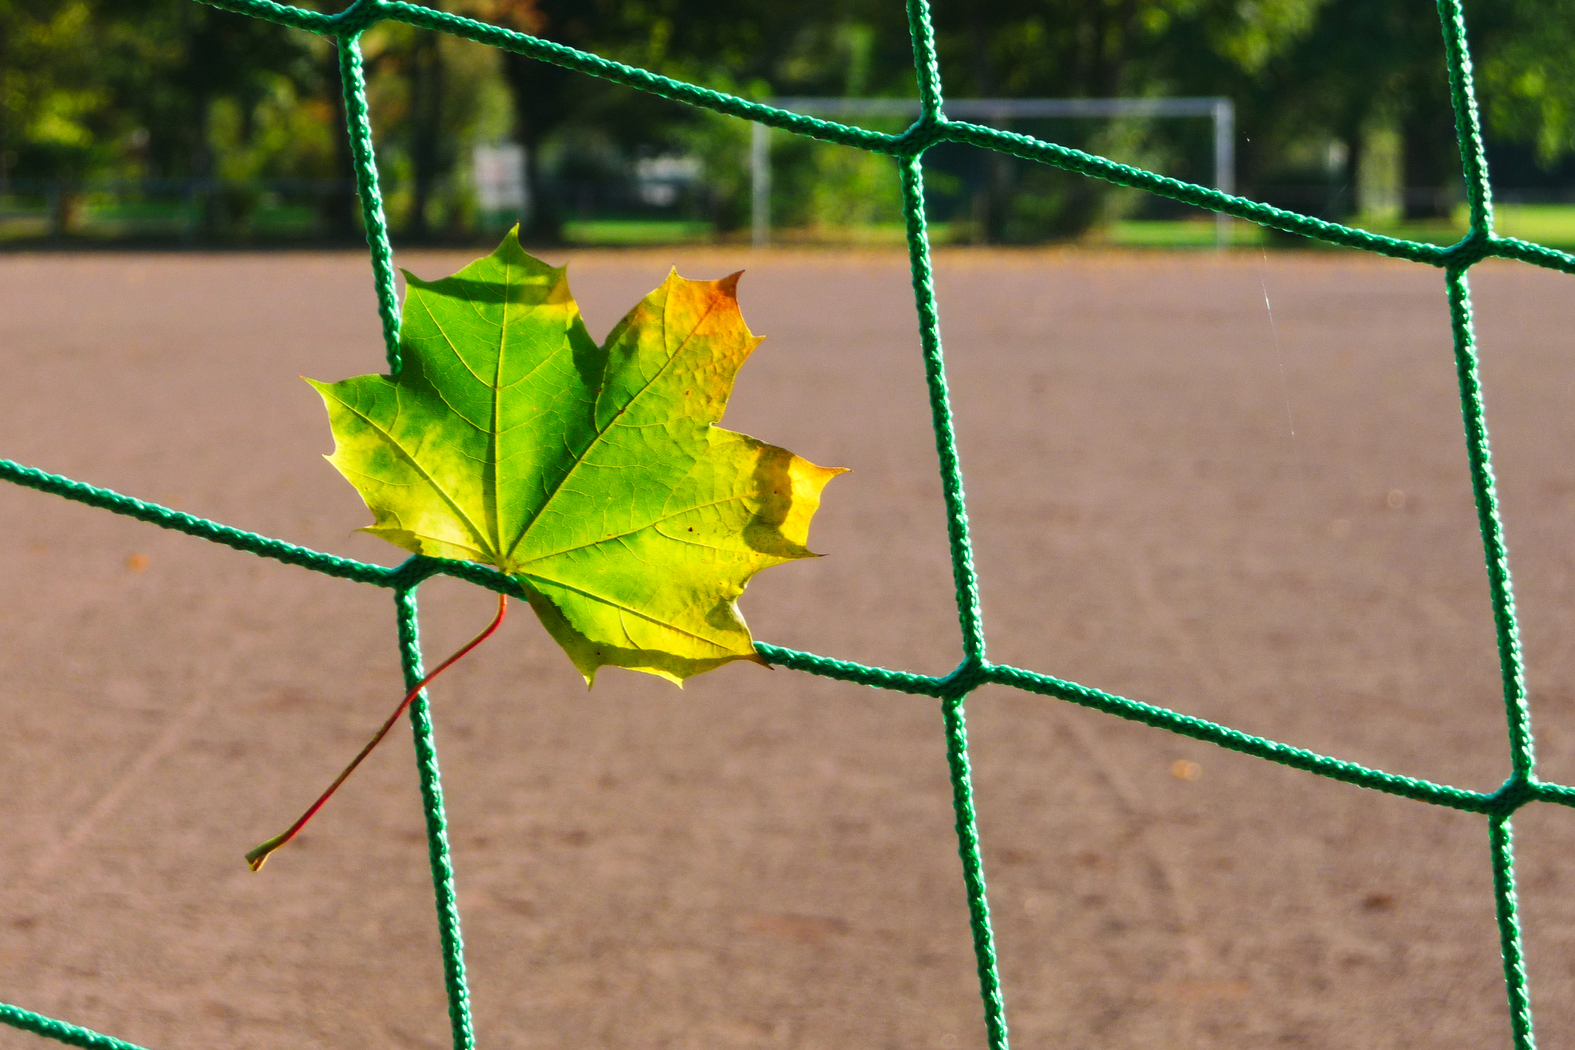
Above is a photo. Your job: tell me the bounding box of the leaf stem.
[247,592,508,871]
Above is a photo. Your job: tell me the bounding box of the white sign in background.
[473,144,528,216]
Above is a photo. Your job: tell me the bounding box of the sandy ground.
[2,246,1575,1050]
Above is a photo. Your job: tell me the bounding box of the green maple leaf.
[308,229,842,684]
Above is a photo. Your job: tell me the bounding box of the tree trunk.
[193,92,223,239]
[502,49,565,244]
[1336,117,1363,219]
[1401,82,1459,220]
[407,31,445,241]
[965,10,1009,244]
[321,42,359,241]
[0,14,9,195]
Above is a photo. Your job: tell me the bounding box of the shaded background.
[1,247,1575,1049]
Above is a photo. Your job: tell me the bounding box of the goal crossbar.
[749,97,1236,246]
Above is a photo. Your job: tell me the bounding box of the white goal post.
[749,97,1236,247]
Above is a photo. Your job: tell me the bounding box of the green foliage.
[0,1,108,180]
[1220,0,1575,221]
[1474,0,1575,167]
[4,0,1575,243]
[917,0,1329,239]
[361,21,513,236]
[767,131,907,234]
[927,0,1325,98]
[92,0,319,177]
[806,144,903,230]
[311,229,842,683]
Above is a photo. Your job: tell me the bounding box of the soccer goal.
[749,97,1236,247]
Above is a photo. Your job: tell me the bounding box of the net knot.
[390,555,441,590]
[330,0,387,37]
[895,115,950,157]
[1486,775,1537,816]
[389,556,526,601]
[1443,228,1494,269]
[938,658,988,699]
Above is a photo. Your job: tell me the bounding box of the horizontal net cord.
[758,642,1575,816]
[0,459,550,598]
[755,641,956,696]
[195,0,896,153]
[3,450,1566,821]
[7,450,1546,823]
[192,0,336,33]
[1490,235,1575,274]
[1534,781,1575,805]
[943,120,1575,272]
[984,664,1561,815]
[0,457,394,585]
[0,1002,153,1050]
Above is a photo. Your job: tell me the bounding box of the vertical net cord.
[348,24,476,1044]
[899,0,982,660]
[904,0,944,122]
[1436,6,1538,1045]
[1436,0,1494,236]
[903,150,1005,1047]
[338,32,403,371]
[1443,269,1533,777]
[1489,816,1536,1050]
[1448,265,1538,1047]
[898,8,1005,1045]
[942,697,1010,1050]
[900,153,986,664]
[396,587,478,1050]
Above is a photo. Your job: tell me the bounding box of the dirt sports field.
[2,246,1575,1050]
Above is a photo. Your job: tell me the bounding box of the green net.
[2,0,1572,1047]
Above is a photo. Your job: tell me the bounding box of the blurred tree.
[95,0,316,176]
[1473,0,1575,171]
[89,0,326,234]
[361,20,448,238]
[1236,0,1460,220]
[360,14,513,240]
[318,40,358,239]
[4,0,1569,243]
[406,27,445,238]
[468,0,905,242]
[1226,0,1575,222]
[924,0,1325,240]
[0,0,104,187]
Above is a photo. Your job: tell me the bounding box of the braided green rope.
[1,0,1570,1045]
[337,33,402,368]
[1489,816,1534,1050]
[900,154,987,666]
[1438,0,1493,235]
[1444,268,1534,777]
[0,1004,154,1050]
[396,588,476,1050]
[942,698,1008,1050]
[0,457,395,585]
